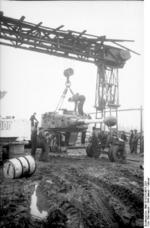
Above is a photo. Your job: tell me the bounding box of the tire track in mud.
[31,157,143,228]
[39,167,120,227]
[0,156,143,228]
[0,178,33,228]
[83,173,143,211]
[36,167,116,227]
[86,175,143,222]
[49,165,143,228]
[36,174,83,228]
[63,167,123,227]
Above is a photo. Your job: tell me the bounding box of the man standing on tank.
[30,112,38,128]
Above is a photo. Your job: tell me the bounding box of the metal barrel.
[3,155,36,179]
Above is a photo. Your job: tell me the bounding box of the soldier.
[89,127,100,152]
[68,93,79,113]
[132,129,139,154]
[140,134,144,154]
[30,112,38,128]
[120,131,127,142]
[31,122,38,158]
[129,130,134,153]
[38,128,49,162]
[68,93,86,116]
[78,95,86,116]
[81,131,86,145]
[98,130,106,150]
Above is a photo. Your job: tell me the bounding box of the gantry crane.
[0,12,139,129]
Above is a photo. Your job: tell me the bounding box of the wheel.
[86,143,101,158]
[109,144,126,162]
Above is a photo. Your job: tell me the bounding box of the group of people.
[129,129,141,154]
[121,129,144,154]
[91,127,144,155]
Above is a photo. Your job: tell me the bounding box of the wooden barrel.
[3,155,36,178]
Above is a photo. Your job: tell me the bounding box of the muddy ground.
[0,149,143,228]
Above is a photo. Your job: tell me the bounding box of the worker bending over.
[69,93,86,116]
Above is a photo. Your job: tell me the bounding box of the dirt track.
[0,150,143,228]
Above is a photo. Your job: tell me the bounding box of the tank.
[41,111,88,130]
[41,110,89,152]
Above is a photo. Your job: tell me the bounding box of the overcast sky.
[0,1,144,130]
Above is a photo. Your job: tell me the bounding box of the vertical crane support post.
[95,64,119,131]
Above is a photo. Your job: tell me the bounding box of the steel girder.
[0,13,131,68]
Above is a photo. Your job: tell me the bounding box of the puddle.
[30,184,48,220]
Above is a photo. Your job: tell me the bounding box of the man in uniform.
[120,131,127,142]
[81,131,86,145]
[68,93,86,116]
[78,95,86,116]
[38,128,49,161]
[31,122,38,158]
[30,112,38,128]
[132,129,139,154]
[30,113,38,158]
[68,93,79,113]
[86,127,100,158]
[129,130,134,153]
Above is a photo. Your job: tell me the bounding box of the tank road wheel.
[86,143,101,158]
[109,145,126,163]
